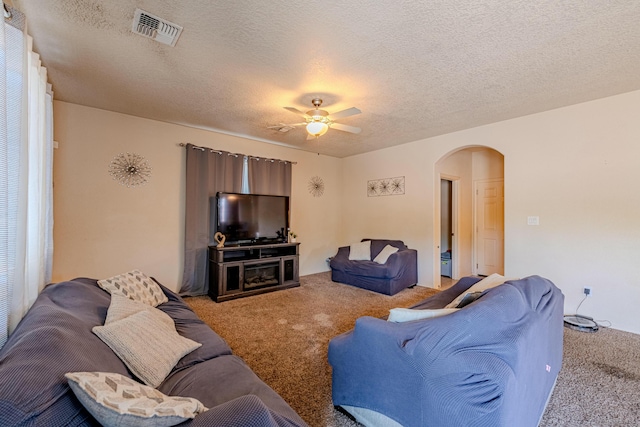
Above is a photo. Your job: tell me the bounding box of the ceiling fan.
[269,98,361,139]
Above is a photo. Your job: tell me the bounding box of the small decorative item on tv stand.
[214,232,226,248]
[288,231,297,243]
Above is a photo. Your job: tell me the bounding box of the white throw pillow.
[373,245,399,264]
[388,308,459,323]
[93,310,201,388]
[98,270,169,307]
[341,405,403,427]
[348,240,372,261]
[65,372,207,427]
[445,273,512,309]
[105,294,174,329]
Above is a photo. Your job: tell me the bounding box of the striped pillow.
[93,310,201,388]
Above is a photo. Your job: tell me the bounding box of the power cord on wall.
[573,294,611,329]
[574,294,588,316]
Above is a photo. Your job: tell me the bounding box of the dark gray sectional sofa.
[0,277,307,427]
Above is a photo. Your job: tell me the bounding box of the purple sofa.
[0,277,307,427]
[328,275,564,427]
[329,239,418,295]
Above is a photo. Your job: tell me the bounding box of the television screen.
[214,192,289,245]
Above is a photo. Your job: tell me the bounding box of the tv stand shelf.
[208,242,300,302]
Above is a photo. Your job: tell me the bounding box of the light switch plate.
[527,216,540,226]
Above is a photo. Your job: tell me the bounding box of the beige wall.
[341,90,640,334]
[52,102,343,291]
[54,89,640,334]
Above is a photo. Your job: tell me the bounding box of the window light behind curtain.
[1,5,54,348]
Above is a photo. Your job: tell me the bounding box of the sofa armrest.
[384,248,417,278]
[335,246,350,257]
[328,316,433,425]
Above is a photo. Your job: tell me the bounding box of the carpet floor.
[186,272,640,427]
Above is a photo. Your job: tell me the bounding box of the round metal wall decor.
[108,152,152,188]
[308,175,325,197]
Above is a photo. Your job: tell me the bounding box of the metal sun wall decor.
[367,176,405,197]
[308,176,325,197]
[108,152,152,188]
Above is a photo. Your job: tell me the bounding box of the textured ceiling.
[11,0,640,158]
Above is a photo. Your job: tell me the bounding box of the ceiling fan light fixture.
[306,121,329,137]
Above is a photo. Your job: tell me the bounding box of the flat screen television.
[213,192,289,245]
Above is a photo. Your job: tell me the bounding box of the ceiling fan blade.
[330,123,362,134]
[268,122,307,129]
[284,107,311,119]
[328,107,361,120]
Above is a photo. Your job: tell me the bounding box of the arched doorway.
[433,146,504,287]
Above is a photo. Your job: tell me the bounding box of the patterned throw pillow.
[65,372,207,427]
[105,294,174,328]
[98,270,169,307]
[93,310,201,388]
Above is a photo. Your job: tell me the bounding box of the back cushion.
[365,239,407,259]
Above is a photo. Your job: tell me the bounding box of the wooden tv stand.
[208,242,300,302]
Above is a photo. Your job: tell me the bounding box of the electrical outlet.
[583,287,592,297]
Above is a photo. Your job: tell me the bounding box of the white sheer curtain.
[1,7,53,348]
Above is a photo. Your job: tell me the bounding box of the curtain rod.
[178,143,297,165]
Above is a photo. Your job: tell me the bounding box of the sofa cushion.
[98,270,169,307]
[348,240,371,261]
[341,260,394,279]
[65,372,207,427]
[159,354,304,425]
[93,310,202,388]
[373,245,399,264]
[367,239,407,259]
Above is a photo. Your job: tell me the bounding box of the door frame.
[435,173,460,288]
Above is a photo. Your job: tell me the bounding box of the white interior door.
[474,179,504,276]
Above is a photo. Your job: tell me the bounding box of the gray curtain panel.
[180,145,244,296]
[247,158,292,196]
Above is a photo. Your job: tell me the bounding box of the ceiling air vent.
[132,9,183,47]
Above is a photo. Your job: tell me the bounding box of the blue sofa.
[0,277,307,427]
[328,275,564,427]
[329,239,418,295]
